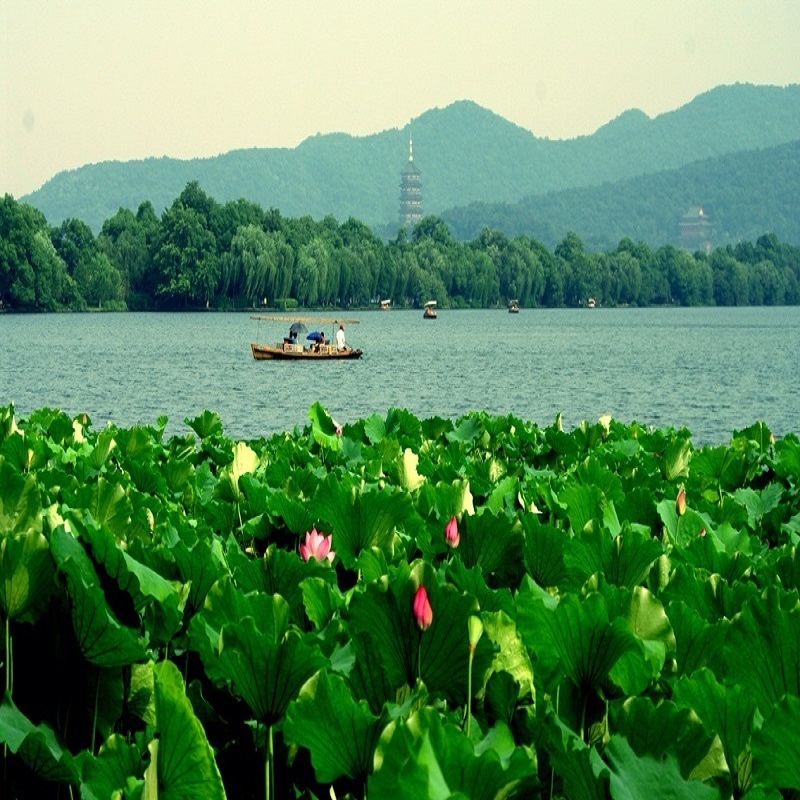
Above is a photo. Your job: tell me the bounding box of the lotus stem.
[4,616,10,695]
[265,723,274,800]
[465,646,474,737]
[91,671,101,755]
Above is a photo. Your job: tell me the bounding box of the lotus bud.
[676,487,686,516]
[468,615,484,653]
[445,515,460,548]
[413,585,433,631]
[300,527,335,564]
[699,527,706,537]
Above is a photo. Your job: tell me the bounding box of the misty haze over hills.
[20,83,800,247]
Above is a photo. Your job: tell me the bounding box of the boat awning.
[424,300,437,307]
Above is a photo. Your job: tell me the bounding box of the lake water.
[1,306,799,444]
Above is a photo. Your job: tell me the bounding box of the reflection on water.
[2,306,799,444]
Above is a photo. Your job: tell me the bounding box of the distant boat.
[508,299,520,313]
[380,299,391,310]
[587,297,597,308]
[423,300,438,319]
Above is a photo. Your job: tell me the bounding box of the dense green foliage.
[1,402,800,799]
[3,189,800,312]
[20,85,800,236]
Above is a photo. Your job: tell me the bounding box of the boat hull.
[251,343,363,360]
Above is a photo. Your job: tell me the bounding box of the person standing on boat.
[336,324,346,350]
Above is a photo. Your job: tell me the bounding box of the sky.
[2,0,800,199]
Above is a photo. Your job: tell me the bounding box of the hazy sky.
[3,0,799,198]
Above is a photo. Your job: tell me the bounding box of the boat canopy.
[424,300,437,307]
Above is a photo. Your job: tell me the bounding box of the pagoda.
[398,136,422,228]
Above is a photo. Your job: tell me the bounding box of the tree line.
[2,182,800,312]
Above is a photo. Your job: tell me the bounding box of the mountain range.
[20,83,800,247]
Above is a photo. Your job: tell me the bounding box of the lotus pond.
[1,402,799,799]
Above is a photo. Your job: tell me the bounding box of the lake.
[2,306,799,444]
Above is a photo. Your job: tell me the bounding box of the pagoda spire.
[399,132,422,227]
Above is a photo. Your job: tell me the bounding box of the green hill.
[440,139,800,248]
[19,83,800,237]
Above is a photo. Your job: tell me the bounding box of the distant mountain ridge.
[19,83,800,239]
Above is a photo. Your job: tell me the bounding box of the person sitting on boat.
[336,324,346,350]
[314,332,326,352]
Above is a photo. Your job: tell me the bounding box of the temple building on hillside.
[399,136,422,228]
[679,205,714,252]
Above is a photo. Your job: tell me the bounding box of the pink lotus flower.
[445,515,460,548]
[300,527,335,564]
[676,487,686,517]
[413,586,433,631]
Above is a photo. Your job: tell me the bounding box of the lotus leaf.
[0,691,79,785]
[284,669,384,784]
[604,734,720,800]
[750,694,800,790]
[369,706,536,799]
[50,526,148,667]
[142,659,226,800]
[673,668,757,795]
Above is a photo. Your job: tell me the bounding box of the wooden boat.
[380,299,391,310]
[508,299,520,313]
[251,342,363,360]
[423,300,437,319]
[250,314,362,360]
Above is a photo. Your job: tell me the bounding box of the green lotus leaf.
[690,444,747,494]
[0,525,55,623]
[565,526,663,588]
[362,412,387,444]
[219,619,325,724]
[50,526,148,667]
[664,437,692,481]
[369,706,536,799]
[284,669,384,784]
[190,578,325,724]
[446,414,483,444]
[610,697,714,780]
[218,441,260,502]
[673,668,756,795]
[481,610,534,699]
[732,483,783,530]
[1,429,47,472]
[458,509,522,581]
[541,708,610,800]
[604,734,719,800]
[444,558,515,616]
[750,694,800,790]
[266,489,315,535]
[349,561,480,705]
[69,512,185,645]
[723,585,800,715]
[308,402,342,451]
[185,410,224,439]
[77,733,146,800]
[300,576,344,630]
[0,690,79,785]
[142,659,226,800]
[521,515,569,589]
[516,579,639,696]
[773,436,800,484]
[665,601,728,678]
[557,482,605,534]
[311,475,414,568]
[162,456,194,495]
[73,476,132,540]
[229,542,333,626]
[602,583,674,695]
[349,631,398,715]
[170,532,228,615]
[0,459,42,537]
